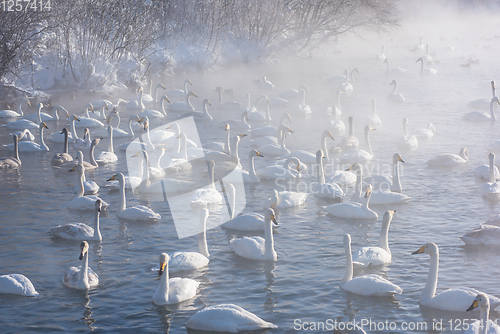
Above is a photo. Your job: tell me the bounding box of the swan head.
[161,95,170,103]
[364,184,373,198]
[324,130,334,140]
[492,96,500,105]
[316,150,325,160]
[416,57,423,63]
[83,128,90,139]
[61,128,68,135]
[143,117,150,130]
[84,103,94,111]
[72,115,81,122]
[12,134,19,143]
[137,87,143,92]
[268,190,279,209]
[158,253,169,276]
[383,210,396,224]
[390,80,396,86]
[348,116,353,124]
[299,86,309,94]
[252,150,264,158]
[39,122,48,130]
[203,99,211,107]
[265,208,278,225]
[393,153,405,163]
[224,123,230,131]
[187,91,197,98]
[412,242,438,256]
[364,124,375,133]
[284,113,292,123]
[79,241,89,260]
[95,199,102,213]
[383,59,388,65]
[91,138,101,148]
[467,293,489,312]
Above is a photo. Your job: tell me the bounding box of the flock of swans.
[1,40,500,333]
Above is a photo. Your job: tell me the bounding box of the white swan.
[75,104,105,128]
[398,118,418,151]
[475,153,500,180]
[95,126,118,164]
[0,273,38,296]
[204,134,244,167]
[215,86,242,110]
[313,150,343,199]
[168,91,197,113]
[230,208,278,261]
[238,149,264,183]
[145,82,167,105]
[427,147,469,167]
[324,184,378,219]
[52,199,103,241]
[152,252,199,305]
[127,87,145,110]
[296,86,311,114]
[63,241,99,290]
[139,95,169,119]
[257,126,290,156]
[0,135,21,169]
[469,81,496,110]
[250,113,292,137]
[464,97,499,122]
[10,128,35,141]
[250,124,292,147]
[256,76,274,90]
[227,110,251,130]
[339,125,375,164]
[2,102,41,130]
[118,116,155,153]
[23,105,69,122]
[51,128,73,166]
[330,113,345,136]
[416,57,437,74]
[108,173,161,221]
[166,79,192,100]
[87,103,108,120]
[71,151,99,195]
[461,224,500,246]
[67,163,109,211]
[341,234,403,297]
[412,242,500,311]
[49,114,78,144]
[366,98,381,126]
[257,157,301,180]
[410,123,436,141]
[0,98,30,118]
[263,189,308,209]
[185,98,213,120]
[352,211,395,267]
[383,59,407,75]
[339,116,359,151]
[222,184,269,231]
[191,160,224,207]
[365,153,405,192]
[375,45,386,61]
[4,122,49,152]
[76,139,100,171]
[167,208,210,272]
[387,80,405,103]
[186,304,277,332]
[280,130,335,163]
[481,153,500,201]
[465,294,500,334]
[203,124,231,153]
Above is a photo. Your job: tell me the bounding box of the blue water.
[1,20,500,334]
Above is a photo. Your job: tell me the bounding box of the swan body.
[475,153,500,180]
[23,105,69,122]
[464,97,499,122]
[52,200,103,241]
[365,153,405,192]
[412,242,500,311]
[166,79,192,99]
[324,184,378,219]
[352,211,395,267]
[67,164,109,211]
[2,102,42,130]
[227,110,251,130]
[468,81,496,110]
[4,122,49,152]
[152,253,199,305]
[410,123,436,141]
[375,46,386,61]
[108,173,161,221]
[341,234,402,297]
[464,294,500,334]
[10,129,35,141]
[460,224,500,246]
[51,128,73,166]
[0,274,38,296]
[75,104,105,128]
[398,118,418,151]
[126,87,145,110]
[0,135,21,169]
[63,241,99,290]
[248,96,270,122]
[327,169,357,187]
[387,80,405,103]
[191,160,224,206]
[256,76,274,90]
[263,189,308,209]
[0,99,30,118]
[185,98,212,120]
[223,213,267,231]
[281,130,334,163]
[250,113,292,137]
[186,304,277,332]
[257,157,301,180]
[230,208,278,261]
[427,147,469,167]
[168,91,197,113]
[138,95,169,118]
[215,86,242,110]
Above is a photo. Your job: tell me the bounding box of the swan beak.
[159,261,166,276]
[176,134,181,139]
[27,100,31,107]
[138,117,144,123]
[370,126,376,130]
[131,152,140,157]
[208,101,212,106]
[79,252,84,260]
[256,151,264,157]
[364,188,371,198]
[42,122,48,129]
[220,186,226,193]
[107,116,112,123]
[271,214,278,225]
[105,104,108,110]
[144,123,148,130]
[65,112,69,118]
[466,299,480,312]
[288,128,294,134]
[107,175,117,181]
[193,92,198,97]
[188,80,192,86]
[412,245,426,255]
[69,166,77,172]
[296,165,301,172]
[161,85,166,90]
[399,157,405,163]
[329,133,334,140]
[75,116,81,122]
[345,164,354,171]
[238,134,247,138]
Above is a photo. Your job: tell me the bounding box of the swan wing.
[166,277,199,304]
[117,205,161,221]
[230,236,266,260]
[222,213,265,231]
[460,225,500,245]
[353,247,391,267]
[0,274,39,296]
[342,274,402,296]
[51,223,94,240]
[370,189,411,204]
[168,252,209,273]
[278,191,308,207]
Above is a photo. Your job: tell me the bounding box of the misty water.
[2,9,500,334]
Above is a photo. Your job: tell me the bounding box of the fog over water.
[1,1,500,333]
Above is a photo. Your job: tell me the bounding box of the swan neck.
[77,251,90,289]
[13,136,19,161]
[264,216,275,260]
[317,156,325,185]
[422,252,439,302]
[321,133,329,161]
[160,98,167,116]
[249,152,258,179]
[392,159,402,192]
[119,176,126,212]
[93,205,102,241]
[37,105,42,124]
[77,166,85,197]
[225,128,231,155]
[342,241,353,284]
[39,125,48,151]
[181,136,188,161]
[489,155,495,183]
[490,98,497,121]
[70,118,79,139]
[17,101,25,116]
[128,117,135,137]
[198,214,209,257]
[348,118,353,136]
[420,59,424,73]
[351,167,362,201]
[379,219,391,254]
[63,129,69,154]
[217,88,223,104]
[158,261,169,300]
[364,128,372,156]
[362,191,370,210]
[108,127,113,153]
[392,82,397,94]
[89,143,98,167]
[52,107,59,120]
[230,137,240,164]
[479,304,490,334]
[280,129,287,151]
[372,100,377,116]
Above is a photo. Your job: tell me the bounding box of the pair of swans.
[263,189,308,209]
[341,234,402,296]
[0,98,31,118]
[257,125,290,156]
[52,199,103,241]
[139,95,169,119]
[427,147,469,167]
[166,79,192,100]
[95,112,142,138]
[5,122,49,152]
[67,163,109,211]
[281,129,335,163]
[464,96,500,122]
[339,125,376,164]
[51,128,73,166]
[248,96,271,123]
[127,87,146,110]
[10,128,35,141]
[227,110,251,130]
[107,173,161,221]
[71,151,99,194]
[77,104,105,128]
[2,102,43,130]
[0,135,21,169]
[412,242,500,312]
[250,123,292,147]
[230,208,278,261]
[63,241,99,290]
[257,157,301,180]
[23,105,69,123]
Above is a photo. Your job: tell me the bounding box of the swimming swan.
[280,130,335,163]
[95,126,118,164]
[481,153,500,201]
[0,135,21,169]
[427,147,469,167]
[51,128,73,166]
[464,96,500,122]
[0,99,30,118]
[2,102,41,130]
[263,189,308,209]
[52,199,103,241]
[63,241,99,290]
[313,150,344,199]
[67,164,109,211]
[324,184,378,220]
[339,125,375,164]
[341,234,403,297]
[475,153,500,180]
[397,118,418,151]
[4,122,49,152]
[412,242,500,311]
[387,80,405,103]
[0,274,39,296]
